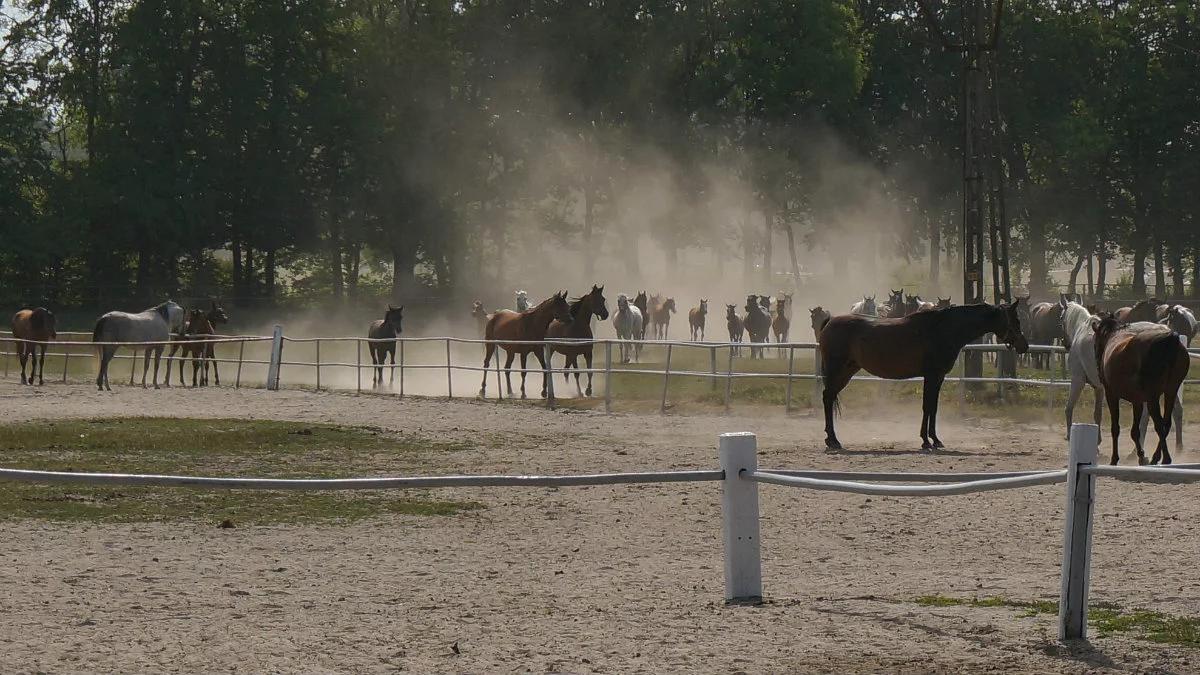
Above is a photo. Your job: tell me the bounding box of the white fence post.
[445,339,453,399]
[719,432,762,603]
[812,346,823,409]
[544,344,556,409]
[660,343,673,414]
[785,346,795,412]
[724,346,734,412]
[400,340,406,398]
[604,340,613,413]
[61,344,70,383]
[315,339,321,391]
[1059,422,1098,641]
[235,340,245,388]
[710,346,718,392]
[266,325,283,391]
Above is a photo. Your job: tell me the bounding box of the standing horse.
[177,309,215,387]
[878,289,905,318]
[936,297,952,309]
[819,299,1028,450]
[93,301,184,391]
[1027,301,1065,369]
[1060,298,1107,439]
[613,294,643,363]
[1113,298,1159,324]
[689,300,708,341]
[11,307,56,386]
[771,298,790,346]
[169,300,229,387]
[368,305,404,389]
[547,285,609,397]
[472,301,489,337]
[849,295,877,317]
[515,290,532,312]
[480,292,573,399]
[1160,305,1197,345]
[809,307,831,342]
[726,305,745,355]
[650,297,676,340]
[742,295,771,359]
[1094,315,1190,465]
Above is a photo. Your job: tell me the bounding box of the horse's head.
[589,285,609,321]
[472,300,486,319]
[384,305,404,333]
[617,294,630,312]
[208,300,229,326]
[726,304,737,319]
[550,291,573,323]
[757,295,770,310]
[810,306,829,329]
[996,298,1030,354]
[863,296,876,314]
[1166,305,1198,343]
[1092,314,1123,360]
[698,299,708,315]
[936,297,951,309]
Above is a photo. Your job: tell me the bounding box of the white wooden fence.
[0,423,1195,640]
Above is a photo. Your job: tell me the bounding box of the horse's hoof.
[1138,455,1149,466]
[521,394,527,400]
[921,441,933,451]
[933,440,945,449]
[824,439,842,450]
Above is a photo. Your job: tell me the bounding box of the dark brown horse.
[368,305,404,389]
[1094,316,1190,465]
[177,309,215,387]
[742,295,770,359]
[642,293,659,339]
[878,289,905,318]
[1114,298,1159,324]
[480,291,572,399]
[547,285,609,397]
[726,305,744,355]
[167,300,228,386]
[688,299,708,341]
[809,306,831,342]
[819,300,1028,450]
[935,297,952,309]
[771,298,790,344]
[11,307,56,385]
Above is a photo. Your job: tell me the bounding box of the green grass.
[913,595,1200,646]
[0,418,482,525]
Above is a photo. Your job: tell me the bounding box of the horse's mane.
[568,296,587,319]
[1062,301,1093,338]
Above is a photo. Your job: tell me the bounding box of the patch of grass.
[0,418,482,524]
[912,595,1200,647]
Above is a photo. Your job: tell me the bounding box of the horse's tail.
[92,316,109,373]
[1140,332,1187,392]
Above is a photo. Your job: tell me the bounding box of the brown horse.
[726,305,744,355]
[878,289,905,318]
[1027,301,1065,369]
[771,298,790,344]
[547,285,609,397]
[642,293,659,339]
[177,309,215,387]
[167,300,228,386]
[368,305,404,389]
[809,306,831,342]
[1114,298,1159,324]
[1094,316,1190,465]
[935,297,952,309]
[471,301,489,337]
[742,295,770,359]
[819,300,1028,450]
[480,291,573,399]
[689,300,708,341]
[650,297,676,340]
[11,307,56,385]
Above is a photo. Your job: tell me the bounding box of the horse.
[819,299,1028,450]
[908,295,935,313]
[878,289,905,318]
[771,298,790,346]
[689,300,708,341]
[809,306,831,342]
[11,307,56,386]
[547,285,609,397]
[480,291,573,399]
[1060,298,1108,440]
[1094,315,1190,465]
[1160,305,1197,345]
[849,295,877,317]
[1113,298,1158,324]
[515,290,532,312]
[1026,301,1065,369]
[613,294,643,363]
[168,300,229,387]
[651,297,676,340]
[93,301,185,391]
[633,292,650,341]
[742,295,771,359]
[471,301,489,337]
[175,309,215,387]
[775,291,795,320]
[642,293,660,339]
[726,305,745,355]
[367,305,404,389]
[936,297,952,309]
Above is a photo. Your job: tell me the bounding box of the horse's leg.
[37,344,46,385]
[569,354,583,397]
[822,360,857,450]
[1163,387,1181,465]
[1129,402,1147,465]
[1106,392,1121,465]
[584,350,594,397]
[1172,383,1183,455]
[389,346,396,387]
[479,342,495,397]
[517,352,529,399]
[1147,396,1169,466]
[503,350,515,396]
[531,349,550,398]
[1065,374,1085,441]
[210,345,219,386]
[192,351,201,387]
[18,343,28,384]
[165,343,176,386]
[927,375,946,449]
[1092,385,1104,430]
[152,346,163,389]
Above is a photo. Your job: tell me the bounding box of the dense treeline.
[1,0,1197,308]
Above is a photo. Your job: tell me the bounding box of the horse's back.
[1101,326,1181,399]
[11,309,33,337]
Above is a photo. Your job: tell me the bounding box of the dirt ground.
[1,381,1198,673]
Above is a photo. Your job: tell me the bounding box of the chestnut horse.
[479,291,572,399]
[878,289,905,318]
[547,285,609,397]
[168,300,229,386]
[726,305,744,355]
[1113,298,1159,324]
[11,307,56,385]
[689,299,708,341]
[771,298,790,348]
[650,297,676,340]
[809,306,831,342]
[1094,316,1190,465]
[935,297,952,309]
[819,300,1028,450]
[177,309,215,387]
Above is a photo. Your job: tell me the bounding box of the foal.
[11,307,56,385]
[689,300,708,341]
[726,305,744,355]
[368,305,404,388]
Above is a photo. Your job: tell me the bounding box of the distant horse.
[93,301,185,391]
[480,291,573,399]
[1094,315,1190,465]
[819,299,1028,450]
[777,291,795,320]
[651,297,676,340]
[1027,301,1065,369]
[878,289,905,318]
[11,307,56,386]
[548,285,609,397]
[726,305,745,354]
[1113,298,1158,324]
[907,295,935,313]
[809,307,831,342]
[1160,305,1197,345]
[515,290,532,312]
[689,300,708,341]
[849,295,876,317]
[168,300,228,386]
[771,298,790,346]
[471,301,489,337]
[177,309,215,387]
[743,295,771,359]
[368,305,404,389]
[613,294,643,363]
[936,297,952,309]
[633,292,650,341]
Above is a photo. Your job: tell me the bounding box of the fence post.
[812,346,823,409]
[130,350,137,385]
[1058,422,1099,641]
[400,340,406,398]
[356,340,362,393]
[785,346,795,412]
[710,346,718,391]
[1046,356,1056,417]
[315,339,321,391]
[3,338,9,377]
[266,325,284,391]
[235,340,245,388]
[604,340,613,413]
[660,343,673,414]
[724,345,734,412]
[62,344,70,383]
[446,339,453,399]
[544,343,556,409]
[719,432,763,603]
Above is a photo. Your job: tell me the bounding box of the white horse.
[93,300,184,391]
[515,290,532,312]
[850,295,877,316]
[613,293,643,364]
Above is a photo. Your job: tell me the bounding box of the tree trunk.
[583,183,595,282]
[782,210,802,292]
[1193,248,1200,299]
[329,227,344,301]
[762,209,773,288]
[742,207,754,288]
[391,247,416,301]
[1028,218,1048,296]
[1132,242,1147,297]
[1096,242,1107,300]
[1153,237,1166,299]
[264,248,277,300]
[1085,253,1094,298]
[245,247,255,297]
[1067,253,1085,296]
[231,237,243,301]
[928,211,940,287]
[348,244,361,298]
[1171,248,1185,299]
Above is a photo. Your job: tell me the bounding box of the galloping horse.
[878,289,905,318]
[819,299,1028,450]
[480,292,573,399]
[1113,298,1158,324]
[742,295,771,359]
[471,301,489,337]
[11,307,56,385]
[368,305,404,388]
[548,285,609,397]
[726,305,745,354]
[809,306,831,342]
[650,297,676,340]
[850,295,877,317]
[640,293,656,339]
[689,300,708,341]
[1094,315,1190,465]
[613,294,643,363]
[771,298,790,346]
[93,301,185,391]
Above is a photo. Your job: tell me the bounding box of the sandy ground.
[1,381,1199,673]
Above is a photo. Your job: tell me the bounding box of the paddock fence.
[3,329,1198,414]
[0,424,1195,641]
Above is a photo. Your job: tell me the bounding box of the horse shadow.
[821,445,1040,459]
